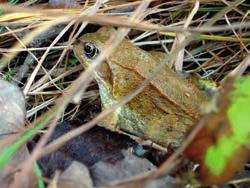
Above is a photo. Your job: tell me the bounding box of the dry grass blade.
[22,19,75,95]
[221,55,250,84]
[1,3,250,34]
[170,0,200,71]
[0,18,69,69]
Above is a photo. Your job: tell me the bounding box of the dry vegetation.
[0,0,249,187]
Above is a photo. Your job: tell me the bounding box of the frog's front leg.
[96,76,121,131]
[98,107,121,131]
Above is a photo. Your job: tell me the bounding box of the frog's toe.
[132,143,150,158]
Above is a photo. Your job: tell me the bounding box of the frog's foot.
[131,143,150,158]
[97,122,119,133]
[198,79,218,98]
[139,140,168,152]
[117,129,168,152]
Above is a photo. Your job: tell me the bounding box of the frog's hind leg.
[111,128,168,152]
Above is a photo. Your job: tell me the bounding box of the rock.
[0,80,27,188]
[91,150,155,186]
[146,176,184,188]
[39,121,135,177]
[57,161,93,188]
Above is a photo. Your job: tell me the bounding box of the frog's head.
[73,27,115,68]
[73,27,115,98]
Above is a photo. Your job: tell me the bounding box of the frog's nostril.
[74,38,81,44]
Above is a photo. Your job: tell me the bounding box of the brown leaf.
[185,77,250,185]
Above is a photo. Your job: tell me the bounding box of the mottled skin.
[73,27,207,147]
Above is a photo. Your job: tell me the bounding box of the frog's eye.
[83,42,99,59]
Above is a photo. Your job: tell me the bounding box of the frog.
[73,27,207,147]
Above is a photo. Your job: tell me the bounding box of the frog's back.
[108,37,206,119]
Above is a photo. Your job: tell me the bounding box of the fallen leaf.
[185,76,250,185]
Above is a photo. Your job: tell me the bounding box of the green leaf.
[205,76,250,176]
[34,161,45,188]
